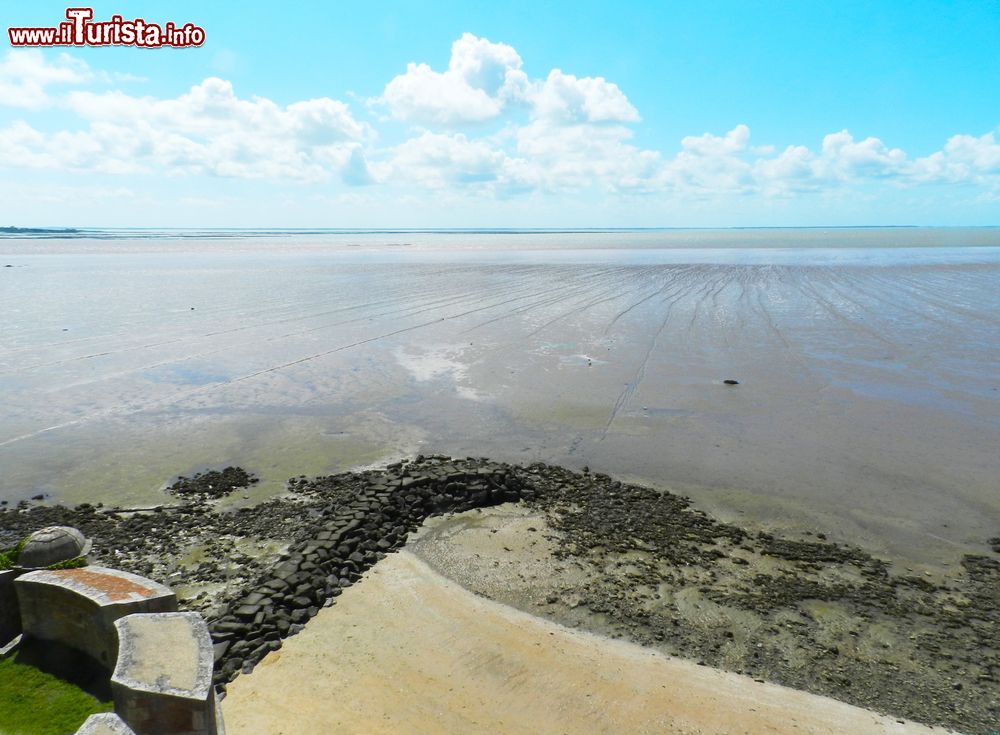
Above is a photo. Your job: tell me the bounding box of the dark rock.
[213,621,248,635]
[213,641,231,663]
[233,604,261,619]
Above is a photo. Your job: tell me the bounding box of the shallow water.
[2,229,998,564]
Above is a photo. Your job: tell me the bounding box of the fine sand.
[221,551,948,735]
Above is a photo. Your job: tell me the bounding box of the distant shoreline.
[3,224,1000,239]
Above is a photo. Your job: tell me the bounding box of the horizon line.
[5,224,1000,233]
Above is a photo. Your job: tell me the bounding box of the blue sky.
[1,0,998,227]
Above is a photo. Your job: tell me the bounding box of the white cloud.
[383,122,660,195]
[390,131,508,188]
[529,69,639,124]
[751,131,909,194]
[380,33,528,125]
[0,50,91,108]
[0,120,53,167]
[680,124,750,157]
[379,33,639,128]
[817,130,906,179]
[0,41,998,207]
[68,78,367,143]
[754,145,821,194]
[650,126,922,197]
[378,34,646,192]
[3,78,373,182]
[654,125,755,194]
[513,121,658,191]
[910,130,1000,185]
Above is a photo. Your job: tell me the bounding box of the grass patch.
[0,537,28,570]
[0,656,112,735]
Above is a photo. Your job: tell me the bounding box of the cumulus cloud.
[679,124,750,157]
[817,130,906,179]
[380,33,528,125]
[654,126,919,197]
[0,120,53,167]
[0,50,91,108]
[1,41,998,204]
[656,125,755,194]
[750,132,908,195]
[68,78,368,143]
[910,129,1000,184]
[3,77,373,182]
[529,70,639,124]
[377,34,647,192]
[383,122,659,195]
[754,145,821,193]
[390,131,508,188]
[378,33,639,128]
[511,121,658,192]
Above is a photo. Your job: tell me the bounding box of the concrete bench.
[15,567,176,668]
[111,612,221,735]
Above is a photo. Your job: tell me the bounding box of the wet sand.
[221,550,948,735]
[2,238,999,570]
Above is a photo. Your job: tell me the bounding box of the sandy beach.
[221,550,947,735]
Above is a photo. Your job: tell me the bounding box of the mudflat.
[2,237,999,570]
[3,234,999,733]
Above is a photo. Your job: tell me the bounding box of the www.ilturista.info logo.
[8,8,205,48]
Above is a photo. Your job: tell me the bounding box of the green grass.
[0,537,28,570]
[0,656,113,735]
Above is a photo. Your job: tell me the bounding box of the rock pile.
[168,468,259,499]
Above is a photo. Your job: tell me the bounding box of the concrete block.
[112,612,220,735]
[0,569,22,646]
[76,712,137,734]
[15,567,176,668]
